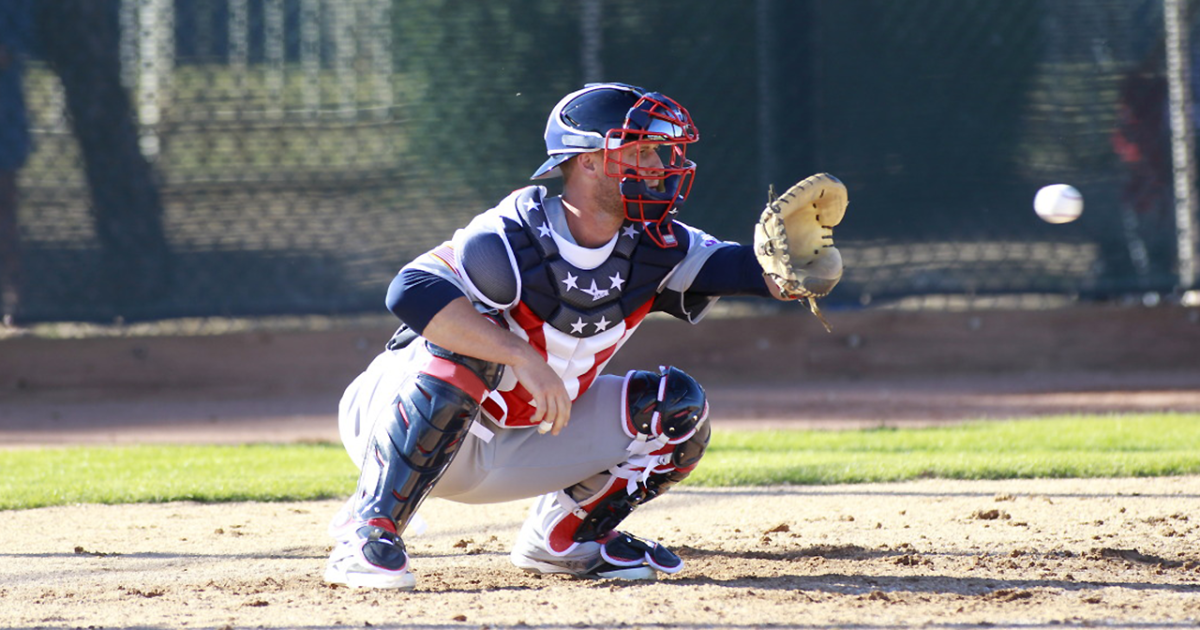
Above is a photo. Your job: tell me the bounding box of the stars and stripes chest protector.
[466,187,689,427]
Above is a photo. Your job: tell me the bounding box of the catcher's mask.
[532,83,699,248]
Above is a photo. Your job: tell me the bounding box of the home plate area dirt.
[2,476,1199,629]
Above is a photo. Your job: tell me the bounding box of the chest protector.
[496,188,690,338]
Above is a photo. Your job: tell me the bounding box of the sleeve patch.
[429,243,458,273]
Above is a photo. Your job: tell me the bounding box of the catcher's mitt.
[753,173,848,331]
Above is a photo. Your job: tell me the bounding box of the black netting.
[1,0,1195,324]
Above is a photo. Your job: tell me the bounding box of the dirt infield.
[2,477,1199,629]
[2,306,1199,628]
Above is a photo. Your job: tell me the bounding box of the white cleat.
[324,519,417,590]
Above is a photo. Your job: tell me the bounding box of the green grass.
[0,443,358,511]
[1,414,1198,511]
[691,414,1200,486]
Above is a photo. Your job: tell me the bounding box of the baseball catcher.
[324,82,849,590]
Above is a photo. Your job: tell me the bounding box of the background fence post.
[1164,0,1199,290]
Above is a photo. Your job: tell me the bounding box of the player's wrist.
[507,344,548,372]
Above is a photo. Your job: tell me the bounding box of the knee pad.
[354,340,502,534]
[546,366,711,549]
[622,366,708,449]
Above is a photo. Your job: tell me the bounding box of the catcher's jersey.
[403,185,734,428]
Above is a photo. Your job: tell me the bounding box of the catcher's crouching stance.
[324,82,847,590]
[327,328,712,588]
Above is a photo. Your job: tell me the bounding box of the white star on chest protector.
[622,225,640,239]
[609,273,626,291]
[593,316,611,332]
[570,318,586,334]
[536,223,552,238]
[562,272,579,291]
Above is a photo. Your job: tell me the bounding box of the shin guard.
[353,341,502,535]
[542,367,710,558]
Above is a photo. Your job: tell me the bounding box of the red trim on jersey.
[576,298,657,394]
[624,298,656,330]
[491,298,658,427]
[575,341,620,398]
[488,302,549,426]
[510,302,549,360]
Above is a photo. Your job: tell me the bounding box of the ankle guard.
[354,340,502,535]
[544,366,710,554]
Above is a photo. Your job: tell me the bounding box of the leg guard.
[352,340,503,536]
[539,366,710,565]
[573,421,710,541]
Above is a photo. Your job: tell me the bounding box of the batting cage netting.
[1,0,1196,324]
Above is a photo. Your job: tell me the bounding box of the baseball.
[1033,184,1083,224]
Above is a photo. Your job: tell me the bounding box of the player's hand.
[510,351,572,436]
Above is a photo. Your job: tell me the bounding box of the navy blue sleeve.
[688,245,774,297]
[385,268,466,334]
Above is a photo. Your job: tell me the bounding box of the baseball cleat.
[511,553,657,581]
[324,518,416,590]
[509,519,660,581]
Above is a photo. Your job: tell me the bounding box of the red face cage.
[602,93,699,248]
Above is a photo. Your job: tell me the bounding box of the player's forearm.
[420,296,543,370]
[387,269,546,372]
[691,245,776,297]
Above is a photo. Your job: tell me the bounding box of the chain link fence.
[1,0,1196,325]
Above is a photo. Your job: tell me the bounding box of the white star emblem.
[523,196,541,213]
[609,273,625,291]
[537,222,551,238]
[570,318,586,334]
[622,225,640,239]
[562,272,579,291]
[581,279,609,301]
[593,316,610,332]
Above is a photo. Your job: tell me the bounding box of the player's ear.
[574,151,601,175]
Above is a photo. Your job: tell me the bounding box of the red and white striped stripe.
[482,299,655,428]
